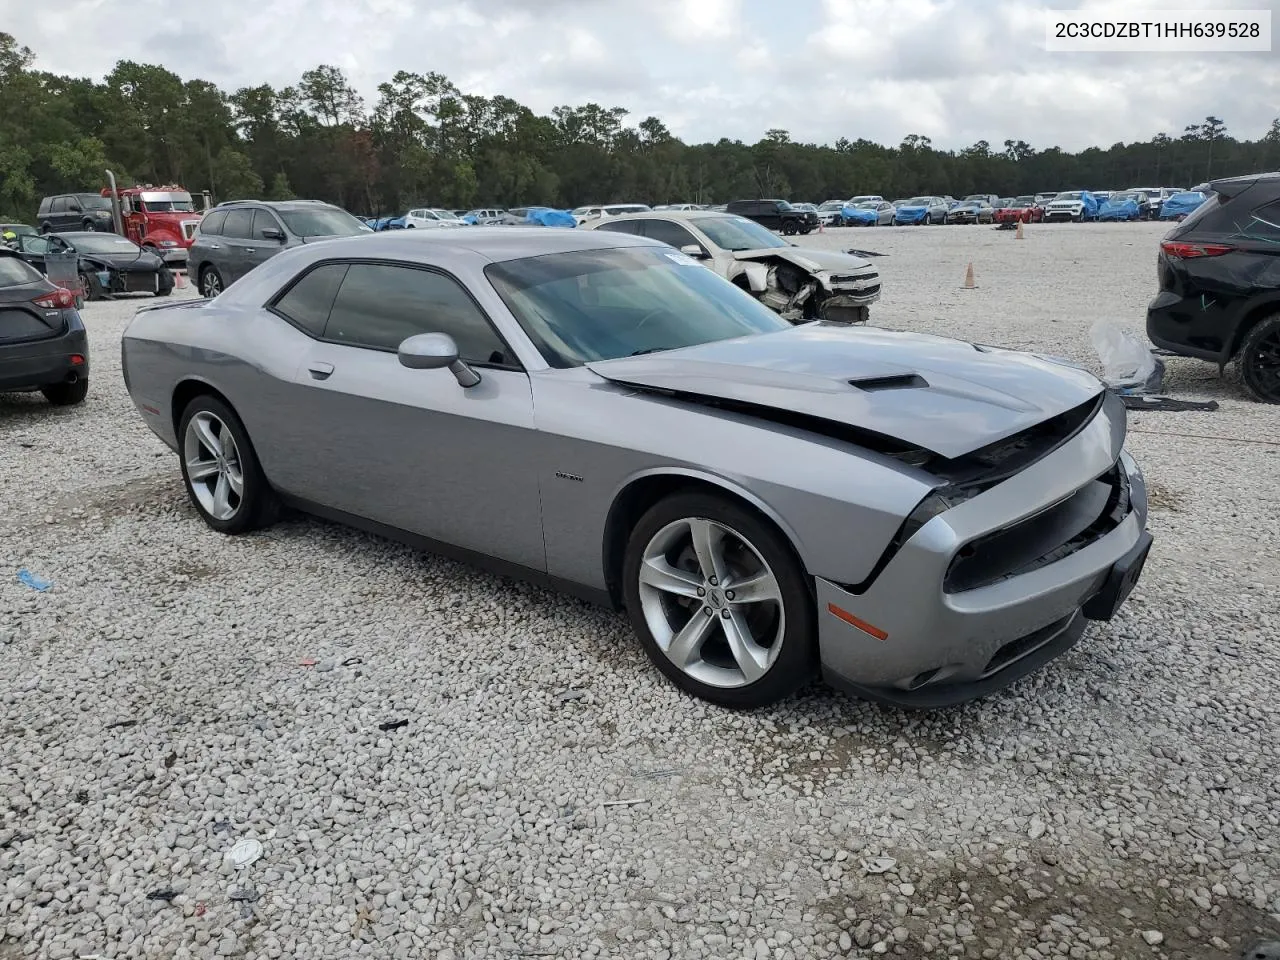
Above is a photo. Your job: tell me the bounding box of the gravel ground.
[2,222,1278,960]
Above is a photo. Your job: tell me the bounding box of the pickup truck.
[725,199,819,236]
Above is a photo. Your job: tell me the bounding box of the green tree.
[211,147,263,201]
[268,171,295,200]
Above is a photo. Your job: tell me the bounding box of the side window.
[251,209,282,239]
[199,210,227,236]
[324,262,513,365]
[221,209,253,239]
[1244,200,1280,238]
[51,197,68,213]
[271,263,349,337]
[595,220,642,235]
[642,219,698,249]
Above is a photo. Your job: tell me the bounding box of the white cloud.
[2,0,1277,150]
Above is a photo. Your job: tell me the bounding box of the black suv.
[188,200,372,296]
[37,193,115,233]
[724,199,818,236]
[1146,172,1280,402]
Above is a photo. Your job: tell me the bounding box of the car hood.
[897,205,928,214]
[586,324,1103,459]
[731,246,873,272]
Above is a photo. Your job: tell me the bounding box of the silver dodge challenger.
[122,228,1153,709]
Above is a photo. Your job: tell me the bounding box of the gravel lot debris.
[2,222,1278,959]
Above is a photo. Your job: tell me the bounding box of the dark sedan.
[12,232,175,301]
[0,249,89,405]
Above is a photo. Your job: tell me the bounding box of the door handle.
[308,362,334,380]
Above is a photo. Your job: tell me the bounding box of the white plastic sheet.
[1090,320,1164,393]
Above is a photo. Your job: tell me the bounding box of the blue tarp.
[842,204,878,225]
[894,204,929,224]
[525,207,577,227]
[1159,192,1207,220]
[370,215,407,231]
[1097,196,1140,221]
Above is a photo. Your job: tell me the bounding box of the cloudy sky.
[5,0,1278,150]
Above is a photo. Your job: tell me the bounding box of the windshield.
[142,199,195,213]
[962,195,986,203]
[697,215,788,251]
[1010,199,1030,207]
[818,201,843,211]
[70,235,143,254]
[856,201,879,209]
[1055,192,1084,200]
[906,197,932,206]
[1109,193,1136,203]
[279,206,371,237]
[486,246,788,368]
[605,204,651,214]
[431,208,462,221]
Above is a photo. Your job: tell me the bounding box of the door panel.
[289,342,545,570]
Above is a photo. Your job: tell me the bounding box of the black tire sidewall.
[177,395,276,533]
[621,491,817,709]
[1240,316,1280,403]
[41,378,88,405]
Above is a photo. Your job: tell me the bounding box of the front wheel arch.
[601,470,808,611]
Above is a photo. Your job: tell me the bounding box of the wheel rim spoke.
[212,473,233,519]
[688,518,727,583]
[187,458,219,482]
[663,610,717,670]
[638,556,703,599]
[721,608,769,684]
[193,416,222,458]
[725,568,780,605]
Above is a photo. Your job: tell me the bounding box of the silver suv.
[189,200,371,297]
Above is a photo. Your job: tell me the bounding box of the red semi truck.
[101,182,208,267]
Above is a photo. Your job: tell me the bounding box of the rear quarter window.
[270,263,350,337]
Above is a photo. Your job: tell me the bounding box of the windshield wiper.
[630,347,671,356]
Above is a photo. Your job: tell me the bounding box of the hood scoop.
[849,374,928,392]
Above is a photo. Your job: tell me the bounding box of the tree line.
[2,31,1277,221]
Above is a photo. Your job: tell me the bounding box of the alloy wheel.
[1246,325,1280,401]
[201,270,222,297]
[636,517,785,689]
[183,411,244,521]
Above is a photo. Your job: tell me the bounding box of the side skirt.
[277,494,616,610]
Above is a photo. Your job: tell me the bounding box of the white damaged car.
[592,210,880,324]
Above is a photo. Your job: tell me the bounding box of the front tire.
[1239,315,1280,403]
[81,220,96,232]
[622,491,817,709]
[42,378,88,406]
[178,395,280,534]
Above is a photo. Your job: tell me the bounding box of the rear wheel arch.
[171,379,236,440]
[601,470,809,610]
[1228,298,1280,359]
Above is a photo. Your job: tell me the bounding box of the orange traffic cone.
[1015,220,1025,240]
[176,271,187,289]
[962,262,976,288]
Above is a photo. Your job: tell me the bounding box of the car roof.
[50,231,132,241]
[587,210,744,224]
[213,200,337,211]
[304,224,661,263]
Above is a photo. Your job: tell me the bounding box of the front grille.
[945,462,1129,593]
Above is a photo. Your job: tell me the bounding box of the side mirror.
[397,332,481,387]
[679,244,709,259]
[261,228,285,242]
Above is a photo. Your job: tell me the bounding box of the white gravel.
[2,223,1278,960]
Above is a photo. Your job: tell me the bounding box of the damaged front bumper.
[814,397,1151,708]
[761,268,882,324]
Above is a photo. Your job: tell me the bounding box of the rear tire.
[199,265,224,298]
[1239,315,1280,404]
[622,491,817,709]
[80,270,102,302]
[177,395,280,534]
[42,378,88,406]
[82,220,96,232]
